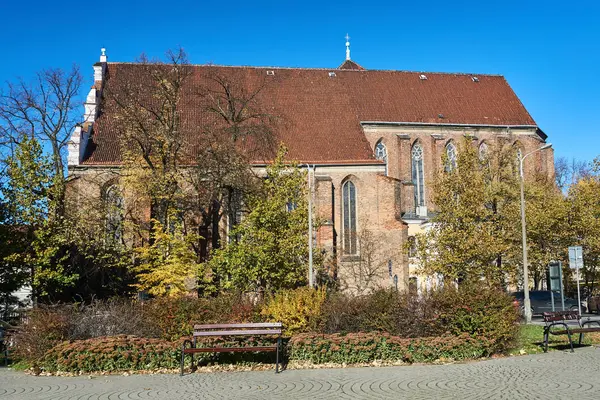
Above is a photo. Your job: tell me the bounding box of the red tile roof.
[82,63,537,166]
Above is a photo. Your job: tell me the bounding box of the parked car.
[510,291,586,316]
[588,296,600,314]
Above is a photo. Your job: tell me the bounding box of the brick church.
[67,44,554,293]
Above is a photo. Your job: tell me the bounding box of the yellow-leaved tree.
[133,220,201,297]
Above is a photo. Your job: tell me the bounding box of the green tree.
[416,138,520,285]
[206,147,317,294]
[567,176,600,294]
[523,177,570,289]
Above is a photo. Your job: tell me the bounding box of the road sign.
[547,261,565,311]
[568,246,583,269]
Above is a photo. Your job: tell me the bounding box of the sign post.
[547,261,564,311]
[568,246,584,316]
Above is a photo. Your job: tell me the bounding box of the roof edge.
[361,121,538,129]
[105,62,505,77]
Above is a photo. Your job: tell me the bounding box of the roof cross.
[345,33,351,60]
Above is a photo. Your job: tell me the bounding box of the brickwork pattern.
[2,347,599,399]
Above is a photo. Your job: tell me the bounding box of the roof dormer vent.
[472,76,479,82]
[419,74,427,80]
[329,72,336,77]
[266,70,275,76]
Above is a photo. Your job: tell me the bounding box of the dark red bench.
[543,311,600,352]
[180,322,283,375]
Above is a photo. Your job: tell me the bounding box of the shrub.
[261,287,327,335]
[41,335,180,373]
[11,305,72,364]
[321,289,437,337]
[427,284,520,352]
[144,293,262,341]
[288,332,494,364]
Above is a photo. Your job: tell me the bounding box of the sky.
[1,0,598,163]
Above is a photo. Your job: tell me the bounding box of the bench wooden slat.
[193,329,282,337]
[194,323,282,330]
[183,346,277,353]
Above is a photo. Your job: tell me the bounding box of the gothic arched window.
[479,142,489,161]
[515,146,523,177]
[411,143,425,209]
[445,141,458,172]
[375,140,388,176]
[104,185,123,243]
[342,180,357,255]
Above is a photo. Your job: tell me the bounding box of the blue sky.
[1,0,598,162]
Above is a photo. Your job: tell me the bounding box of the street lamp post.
[519,143,552,324]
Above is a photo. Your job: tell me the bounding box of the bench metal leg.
[566,330,574,353]
[192,337,196,372]
[543,328,549,353]
[275,337,281,373]
[180,346,185,376]
[181,339,193,376]
[579,332,584,345]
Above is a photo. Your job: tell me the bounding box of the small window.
[408,236,417,258]
[286,201,298,212]
[375,140,388,175]
[445,142,457,172]
[479,142,489,161]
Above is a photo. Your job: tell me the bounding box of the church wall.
[310,165,408,293]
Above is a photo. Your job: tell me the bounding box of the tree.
[415,138,521,285]
[522,177,570,289]
[108,49,192,232]
[205,147,317,294]
[338,228,393,295]
[133,220,201,297]
[0,66,82,218]
[567,176,600,295]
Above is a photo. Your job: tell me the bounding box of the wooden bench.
[543,311,600,352]
[180,322,283,376]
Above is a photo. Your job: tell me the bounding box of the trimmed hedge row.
[42,336,180,372]
[41,332,497,373]
[289,332,495,364]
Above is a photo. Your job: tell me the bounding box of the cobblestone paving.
[1,347,600,399]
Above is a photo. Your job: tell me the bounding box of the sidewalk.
[1,346,600,399]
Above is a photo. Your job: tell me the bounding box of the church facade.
[67,49,554,293]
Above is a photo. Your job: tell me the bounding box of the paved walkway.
[1,347,600,399]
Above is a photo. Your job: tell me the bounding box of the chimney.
[67,125,83,166]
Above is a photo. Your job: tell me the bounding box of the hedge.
[41,332,497,373]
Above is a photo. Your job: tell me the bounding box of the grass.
[508,324,600,355]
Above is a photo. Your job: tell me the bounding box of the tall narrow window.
[342,180,357,254]
[228,189,244,242]
[479,142,489,160]
[445,142,458,172]
[515,147,523,177]
[411,143,425,209]
[375,140,388,176]
[105,185,123,243]
[408,236,417,258]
